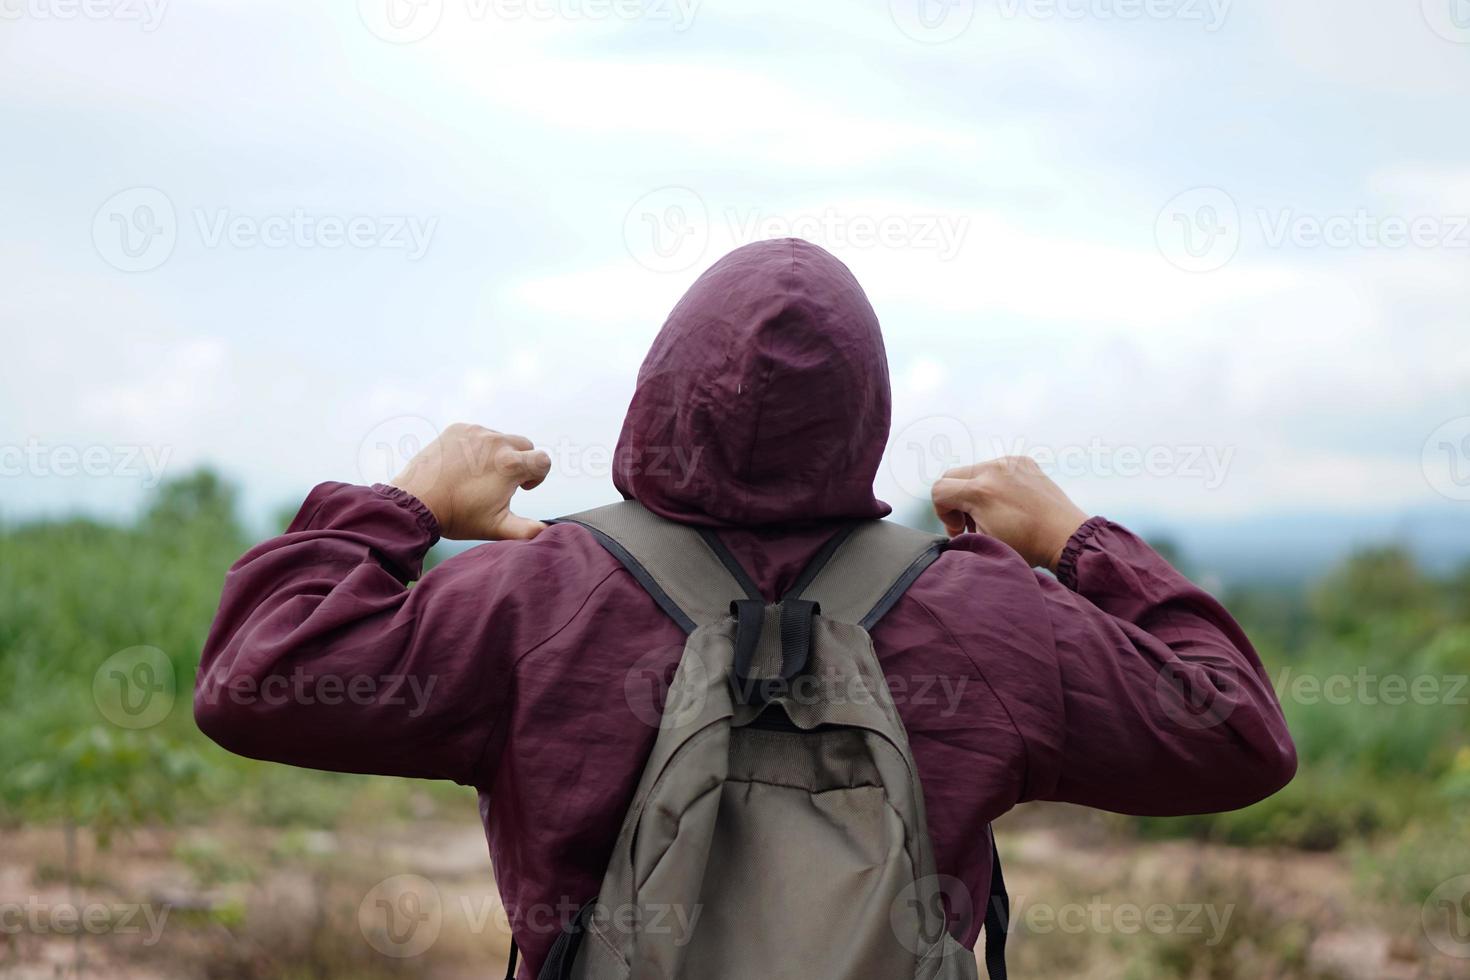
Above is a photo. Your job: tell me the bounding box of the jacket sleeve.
[195,482,517,785]
[1027,517,1297,815]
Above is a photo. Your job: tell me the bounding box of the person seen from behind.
[196,238,1296,978]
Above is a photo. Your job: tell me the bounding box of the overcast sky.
[3,0,1468,530]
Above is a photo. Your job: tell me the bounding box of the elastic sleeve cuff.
[372,483,442,543]
[1055,516,1109,591]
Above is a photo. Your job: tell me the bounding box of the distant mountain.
[1123,505,1470,585]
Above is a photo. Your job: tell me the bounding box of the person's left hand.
[930,456,1087,571]
[390,423,552,541]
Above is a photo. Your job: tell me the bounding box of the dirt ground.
[1,811,1465,979]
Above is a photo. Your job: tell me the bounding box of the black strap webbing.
[728,597,820,705]
[708,524,843,706]
[728,598,767,701]
[783,524,858,599]
[984,833,1010,980]
[694,523,855,605]
[696,527,764,600]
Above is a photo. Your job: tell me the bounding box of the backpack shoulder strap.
[786,520,946,628]
[551,501,761,633]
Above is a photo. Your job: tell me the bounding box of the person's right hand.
[390,423,552,541]
[931,456,1089,572]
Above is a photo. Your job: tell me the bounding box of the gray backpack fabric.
[517,502,1008,980]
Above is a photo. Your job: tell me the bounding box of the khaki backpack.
[507,502,1008,980]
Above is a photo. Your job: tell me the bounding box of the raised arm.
[194,425,553,784]
[932,457,1296,815]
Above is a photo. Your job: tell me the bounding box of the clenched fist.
[390,423,552,541]
[931,456,1088,572]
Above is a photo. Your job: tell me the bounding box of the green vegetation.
[3,471,1466,850]
[0,471,464,840]
[1141,548,1470,852]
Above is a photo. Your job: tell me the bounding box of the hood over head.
[614,238,893,527]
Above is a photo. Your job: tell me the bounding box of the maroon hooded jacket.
[196,239,1296,975]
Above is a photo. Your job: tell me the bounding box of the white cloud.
[1371,168,1470,214]
[2,0,1467,529]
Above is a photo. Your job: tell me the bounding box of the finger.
[520,450,553,490]
[498,448,553,488]
[937,462,988,482]
[495,512,548,541]
[930,476,973,509]
[930,480,965,535]
[498,432,535,452]
[935,507,968,538]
